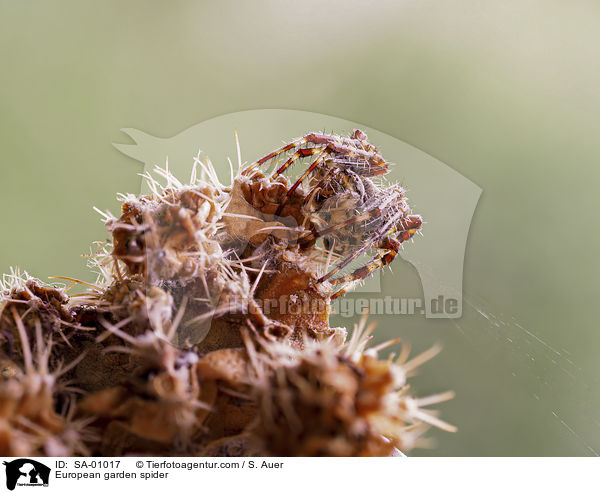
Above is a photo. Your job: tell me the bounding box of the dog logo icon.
[3,459,50,490]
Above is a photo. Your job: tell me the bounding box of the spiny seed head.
[246,317,455,457]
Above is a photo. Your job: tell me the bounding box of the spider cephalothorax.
[243,129,422,298]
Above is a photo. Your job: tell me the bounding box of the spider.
[242,129,389,214]
[244,129,422,299]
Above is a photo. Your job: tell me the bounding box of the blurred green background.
[1,1,599,456]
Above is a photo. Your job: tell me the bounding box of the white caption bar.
[0,457,595,493]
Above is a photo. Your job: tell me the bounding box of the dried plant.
[245,315,456,456]
[0,129,454,456]
[0,278,91,456]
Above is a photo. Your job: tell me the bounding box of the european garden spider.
[244,130,422,298]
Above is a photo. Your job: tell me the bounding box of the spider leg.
[318,241,372,283]
[396,214,423,242]
[306,132,388,175]
[353,130,379,156]
[352,129,368,141]
[274,149,332,216]
[328,236,401,286]
[330,287,348,300]
[286,148,331,195]
[273,146,325,177]
[242,140,300,175]
[244,130,388,177]
[298,208,381,248]
[326,216,422,294]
